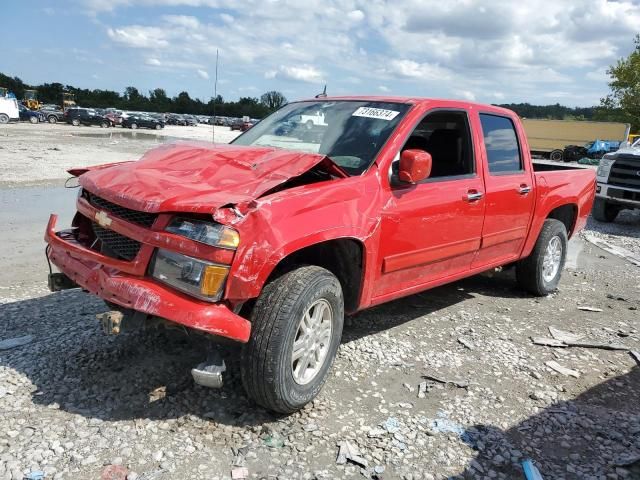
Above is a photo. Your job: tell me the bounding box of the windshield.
[232,100,410,175]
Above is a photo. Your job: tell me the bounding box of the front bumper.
[45,214,251,343]
[596,182,640,209]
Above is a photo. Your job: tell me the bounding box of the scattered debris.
[430,411,465,437]
[531,327,630,351]
[148,386,166,402]
[417,381,427,398]
[582,232,640,267]
[548,326,582,343]
[381,417,401,434]
[457,337,475,350]
[531,337,567,348]
[422,374,470,389]
[231,467,249,479]
[263,433,284,449]
[545,360,580,378]
[630,351,640,365]
[522,459,544,480]
[23,472,45,480]
[0,335,34,351]
[577,306,603,312]
[100,465,129,480]
[336,440,367,468]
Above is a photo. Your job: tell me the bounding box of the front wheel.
[71,119,80,126]
[155,124,162,130]
[29,116,38,124]
[550,149,563,162]
[0,114,9,124]
[48,115,57,124]
[516,219,567,296]
[592,198,619,223]
[240,266,344,413]
[130,123,137,129]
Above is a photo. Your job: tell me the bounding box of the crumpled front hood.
[79,142,342,213]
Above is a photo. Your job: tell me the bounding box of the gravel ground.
[0,125,639,480]
[583,209,640,257]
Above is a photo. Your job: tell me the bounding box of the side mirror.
[399,149,432,183]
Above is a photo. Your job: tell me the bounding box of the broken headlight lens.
[165,218,239,249]
[151,249,229,301]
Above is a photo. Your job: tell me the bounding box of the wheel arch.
[262,238,365,314]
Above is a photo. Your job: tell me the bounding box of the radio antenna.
[212,48,219,143]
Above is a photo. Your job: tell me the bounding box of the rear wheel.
[29,116,38,124]
[550,149,563,162]
[516,219,567,296]
[592,198,619,223]
[155,124,162,130]
[0,114,8,124]
[100,121,108,128]
[130,123,138,130]
[240,266,344,413]
[48,115,57,124]
[71,119,80,126]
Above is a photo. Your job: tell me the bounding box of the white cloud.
[197,69,210,80]
[378,85,389,92]
[266,65,324,84]
[88,0,640,105]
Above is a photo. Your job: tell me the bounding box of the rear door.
[472,113,535,267]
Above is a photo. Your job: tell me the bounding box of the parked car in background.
[104,111,123,126]
[166,114,187,126]
[594,137,640,222]
[230,118,254,131]
[0,95,19,124]
[64,108,111,127]
[183,115,198,126]
[40,107,65,124]
[18,104,45,124]
[122,115,164,130]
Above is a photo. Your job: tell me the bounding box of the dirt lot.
[0,123,639,480]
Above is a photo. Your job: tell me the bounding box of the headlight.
[166,218,239,249]
[596,158,615,179]
[151,249,229,301]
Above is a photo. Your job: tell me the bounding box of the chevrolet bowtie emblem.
[95,210,112,228]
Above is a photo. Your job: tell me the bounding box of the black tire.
[71,119,80,126]
[155,124,162,130]
[550,149,563,162]
[130,123,138,130]
[0,114,8,124]
[240,266,344,414]
[29,116,38,124]
[100,121,108,128]
[48,115,57,124]
[516,219,568,296]
[591,198,619,223]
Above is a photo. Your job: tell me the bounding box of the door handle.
[465,191,484,202]
[519,184,532,195]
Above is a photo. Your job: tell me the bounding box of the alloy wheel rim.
[291,299,333,385]
[542,236,562,283]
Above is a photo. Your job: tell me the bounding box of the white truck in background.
[594,137,640,222]
[0,94,19,124]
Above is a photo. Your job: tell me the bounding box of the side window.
[394,111,474,182]
[479,114,522,174]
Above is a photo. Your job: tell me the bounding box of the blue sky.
[3,0,640,106]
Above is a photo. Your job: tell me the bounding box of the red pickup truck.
[45,97,595,413]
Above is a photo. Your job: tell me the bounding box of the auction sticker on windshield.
[352,107,400,121]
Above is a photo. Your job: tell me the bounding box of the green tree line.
[0,72,287,118]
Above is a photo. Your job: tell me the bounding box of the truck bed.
[532,160,597,171]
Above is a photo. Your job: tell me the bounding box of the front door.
[472,113,535,267]
[372,110,485,302]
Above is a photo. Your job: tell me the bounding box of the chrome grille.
[608,155,640,189]
[92,223,142,261]
[86,192,158,228]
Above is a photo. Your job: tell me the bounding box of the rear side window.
[479,114,522,174]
